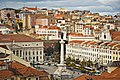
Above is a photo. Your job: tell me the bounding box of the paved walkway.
[40,65,84,79]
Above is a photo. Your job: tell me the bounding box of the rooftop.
[0,34,41,42]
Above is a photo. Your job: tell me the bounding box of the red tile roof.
[0,34,41,42]
[74,75,89,80]
[0,61,6,66]
[54,14,63,19]
[113,36,120,41]
[74,67,120,80]
[110,30,120,40]
[83,26,90,28]
[48,26,61,30]
[27,7,37,10]
[69,40,84,43]
[8,61,49,77]
[0,70,15,79]
[68,33,83,37]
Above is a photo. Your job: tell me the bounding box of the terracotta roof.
[82,41,92,45]
[8,61,49,77]
[40,26,48,29]
[88,41,98,45]
[113,36,120,41]
[83,26,90,28]
[69,40,84,43]
[48,26,61,30]
[27,7,37,10]
[110,67,120,78]
[68,33,83,37]
[54,14,63,19]
[74,75,89,80]
[0,61,6,66]
[0,34,41,42]
[107,42,118,47]
[110,30,120,40]
[0,70,15,79]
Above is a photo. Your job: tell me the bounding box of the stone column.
[60,39,65,64]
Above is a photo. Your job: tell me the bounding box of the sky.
[0,0,120,15]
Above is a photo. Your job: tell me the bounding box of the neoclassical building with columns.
[0,34,44,64]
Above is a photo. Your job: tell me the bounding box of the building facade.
[66,40,120,65]
[0,34,44,64]
[1,8,16,20]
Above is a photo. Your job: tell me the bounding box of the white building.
[1,8,16,20]
[68,33,95,41]
[0,25,14,34]
[83,26,94,36]
[66,40,120,65]
[0,34,44,64]
[75,20,84,34]
[35,25,61,40]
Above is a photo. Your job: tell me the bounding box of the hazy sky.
[0,0,120,15]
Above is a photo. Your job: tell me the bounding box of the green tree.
[66,57,71,65]
[81,59,86,67]
[53,52,60,63]
[86,60,93,67]
[71,58,76,63]
[54,42,60,52]
[75,59,80,64]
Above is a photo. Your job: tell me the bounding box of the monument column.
[53,32,72,80]
[60,39,65,64]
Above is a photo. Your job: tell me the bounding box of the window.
[26,51,27,56]
[40,51,42,55]
[36,78,38,80]
[16,50,19,56]
[36,51,38,55]
[113,57,115,60]
[104,35,106,39]
[13,50,15,54]
[40,56,42,59]
[36,56,38,61]
[28,78,31,80]
[110,56,111,59]
[20,51,22,57]
[33,57,35,60]
[33,51,35,55]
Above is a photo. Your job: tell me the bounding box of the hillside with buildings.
[0,7,120,80]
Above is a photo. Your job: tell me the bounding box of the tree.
[71,58,76,63]
[53,52,60,63]
[75,59,80,64]
[81,59,86,67]
[66,57,71,65]
[54,42,60,52]
[86,60,93,67]
[44,47,54,56]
